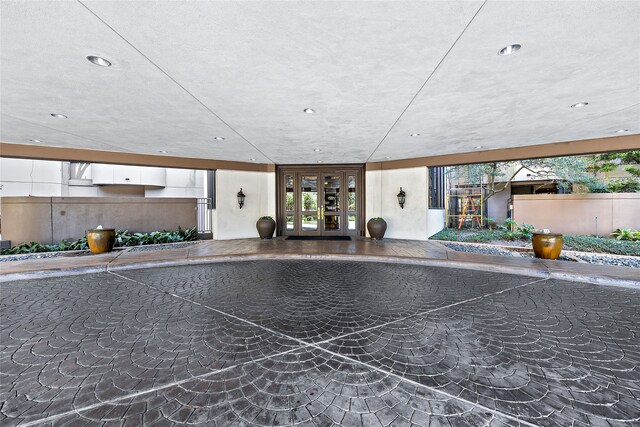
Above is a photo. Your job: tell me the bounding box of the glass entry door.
[300,175,319,234]
[278,165,364,237]
[322,174,342,235]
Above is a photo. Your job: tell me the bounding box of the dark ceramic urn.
[256,217,276,239]
[367,218,387,240]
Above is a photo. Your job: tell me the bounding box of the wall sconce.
[397,187,406,209]
[237,188,246,209]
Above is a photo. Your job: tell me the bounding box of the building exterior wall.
[0,158,204,199]
[365,166,445,240]
[0,197,197,244]
[212,170,275,240]
[512,193,640,236]
[486,183,511,223]
[426,208,446,238]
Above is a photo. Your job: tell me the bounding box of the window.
[428,167,445,209]
[207,169,216,209]
[69,162,91,180]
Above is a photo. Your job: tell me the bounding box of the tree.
[447,155,597,201]
[586,150,640,193]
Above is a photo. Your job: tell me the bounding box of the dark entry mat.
[286,236,352,241]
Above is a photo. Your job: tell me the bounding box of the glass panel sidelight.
[348,214,356,231]
[347,175,356,211]
[286,214,294,230]
[285,175,295,211]
[301,176,318,211]
[348,175,357,231]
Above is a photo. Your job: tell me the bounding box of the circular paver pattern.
[1,259,639,426]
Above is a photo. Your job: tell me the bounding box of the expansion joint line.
[77,1,274,163]
[19,345,303,427]
[365,0,487,163]
[108,271,547,426]
[312,276,550,345]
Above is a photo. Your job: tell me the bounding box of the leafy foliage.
[447,150,640,200]
[447,155,598,201]
[1,226,198,255]
[586,151,640,193]
[611,228,640,242]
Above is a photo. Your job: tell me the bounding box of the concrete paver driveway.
[1,260,639,426]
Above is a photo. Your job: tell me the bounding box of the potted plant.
[532,230,563,260]
[367,217,387,240]
[256,216,276,239]
[86,226,116,254]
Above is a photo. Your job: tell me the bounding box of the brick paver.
[1,260,638,425]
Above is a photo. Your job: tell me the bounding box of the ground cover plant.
[431,225,640,257]
[0,226,198,255]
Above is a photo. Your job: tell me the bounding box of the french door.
[277,165,364,237]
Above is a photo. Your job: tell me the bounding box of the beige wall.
[212,170,276,240]
[512,193,640,236]
[365,166,446,239]
[0,197,196,245]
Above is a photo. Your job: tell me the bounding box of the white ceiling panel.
[373,1,640,161]
[1,1,638,165]
[0,1,269,162]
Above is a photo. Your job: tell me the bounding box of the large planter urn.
[532,232,563,260]
[367,217,387,240]
[87,228,116,254]
[256,216,276,239]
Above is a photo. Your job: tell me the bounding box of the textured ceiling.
[1,1,638,165]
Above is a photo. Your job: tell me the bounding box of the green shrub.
[0,226,198,255]
[611,228,640,241]
[562,235,640,256]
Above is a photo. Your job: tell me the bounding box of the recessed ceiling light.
[86,55,112,67]
[317,160,323,163]
[410,133,420,137]
[250,158,256,161]
[303,108,316,114]
[50,113,67,119]
[29,138,41,143]
[615,129,629,133]
[385,156,391,159]
[213,136,225,140]
[314,148,321,152]
[570,102,588,108]
[159,150,168,154]
[498,44,521,56]
[475,145,483,149]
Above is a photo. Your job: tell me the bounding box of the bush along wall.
[0,226,198,255]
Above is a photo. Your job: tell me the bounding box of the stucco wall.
[365,167,433,240]
[213,170,275,240]
[0,197,197,244]
[512,193,640,236]
[426,209,446,238]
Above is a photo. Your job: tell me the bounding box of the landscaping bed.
[0,241,200,263]
[431,228,640,257]
[441,241,640,268]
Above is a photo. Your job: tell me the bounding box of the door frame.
[276,164,365,237]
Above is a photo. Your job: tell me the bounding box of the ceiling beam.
[0,142,275,172]
[370,134,640,170]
